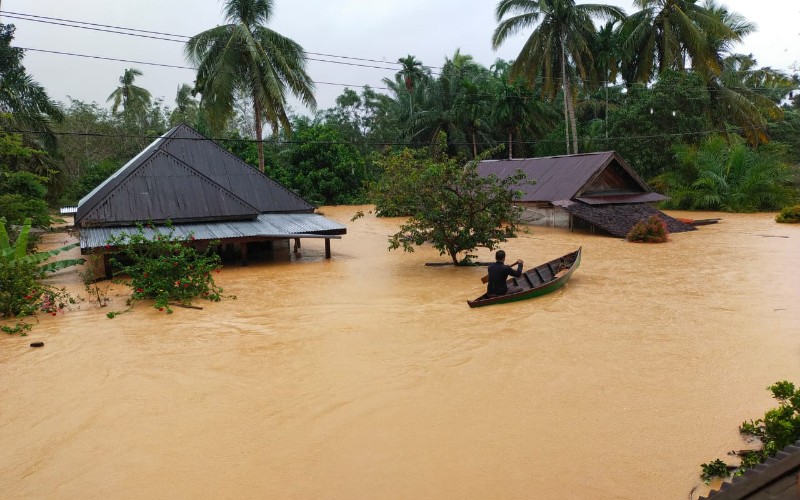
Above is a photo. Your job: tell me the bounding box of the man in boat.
[487,250,524,296]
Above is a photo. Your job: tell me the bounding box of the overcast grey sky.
[2,0,798,116]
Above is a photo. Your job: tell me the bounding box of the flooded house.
[75,124,346,278]
[477,151,695,237]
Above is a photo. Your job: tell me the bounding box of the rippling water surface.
[1,207,798,499]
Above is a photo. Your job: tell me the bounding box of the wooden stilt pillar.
[240,241,248,266]
[325,238,331,259]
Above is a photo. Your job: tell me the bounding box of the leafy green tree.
[606,70,712,179]
[492,0,624,154]
[365,134,530,265]
[59,159,122,206]
[0,127,50,225]
[270,117,366,205]
[186,0,317,172]
[107,68,152,119]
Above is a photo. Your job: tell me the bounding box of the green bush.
[1,258,78,333]
[0,171,48,199]
[626,215,669,243]
[107,224,231,313]
[0,194,50,226]
[776,205,800,223]
[701,381,800,481]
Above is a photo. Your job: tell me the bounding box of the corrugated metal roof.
[76,124,315,227]
[477,151,655,203]
[576,192,668,205]
[161,126,314,213]
[78,150,261,226]
[80,213,347,250]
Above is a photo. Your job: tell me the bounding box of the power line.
[7,12,793,96]
[18,47,392,92]
[2,11,440,72]
[4,124,774,147]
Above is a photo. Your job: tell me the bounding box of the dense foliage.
[702,381,800,481]
[106,224,229,314]
[1,218,80,331]
[776,204,800,223]
[363,135,530,264]
[655,135,798,212]
[626,215,669,243]
[1,0,799,222]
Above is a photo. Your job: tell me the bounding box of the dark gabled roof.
[76,124,315,227]
[701,440,800,500]
[553,200,695,237]
[477,151,656,203]
[77,150,261,227]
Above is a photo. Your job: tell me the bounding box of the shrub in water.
[775,204,800,223]
[106,224,230,314]
[700,381,800,481]
[626,215,669,243]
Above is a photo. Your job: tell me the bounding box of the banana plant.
[0,218,85,273]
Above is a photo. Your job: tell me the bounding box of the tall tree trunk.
[253,99,264,173]
[472,129,477,158]
[508,130,513,160]
[561,42,571,155]
[567,87,579,154]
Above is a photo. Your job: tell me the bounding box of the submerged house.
[477,151,694,237]
[76,124,346,278]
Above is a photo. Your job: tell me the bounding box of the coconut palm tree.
[107,68,152,119]
[0,24,63,153]
[186,0,316,172]
[697,2,792,145]
[621,0,739,84]
[492,0,624,155]
[169,83,200,126]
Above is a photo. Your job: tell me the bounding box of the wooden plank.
[522,273,535,288]
[535,267,547,282]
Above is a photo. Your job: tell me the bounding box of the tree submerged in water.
[360,133,530,265]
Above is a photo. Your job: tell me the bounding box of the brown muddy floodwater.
[1,206,799,499]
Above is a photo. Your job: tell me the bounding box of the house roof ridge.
[167,123,315,210]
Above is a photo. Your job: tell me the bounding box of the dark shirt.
[487,261,523,295]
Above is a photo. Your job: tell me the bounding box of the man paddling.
[486,250,524,296]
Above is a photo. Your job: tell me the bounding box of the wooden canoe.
[467,247,581,308]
